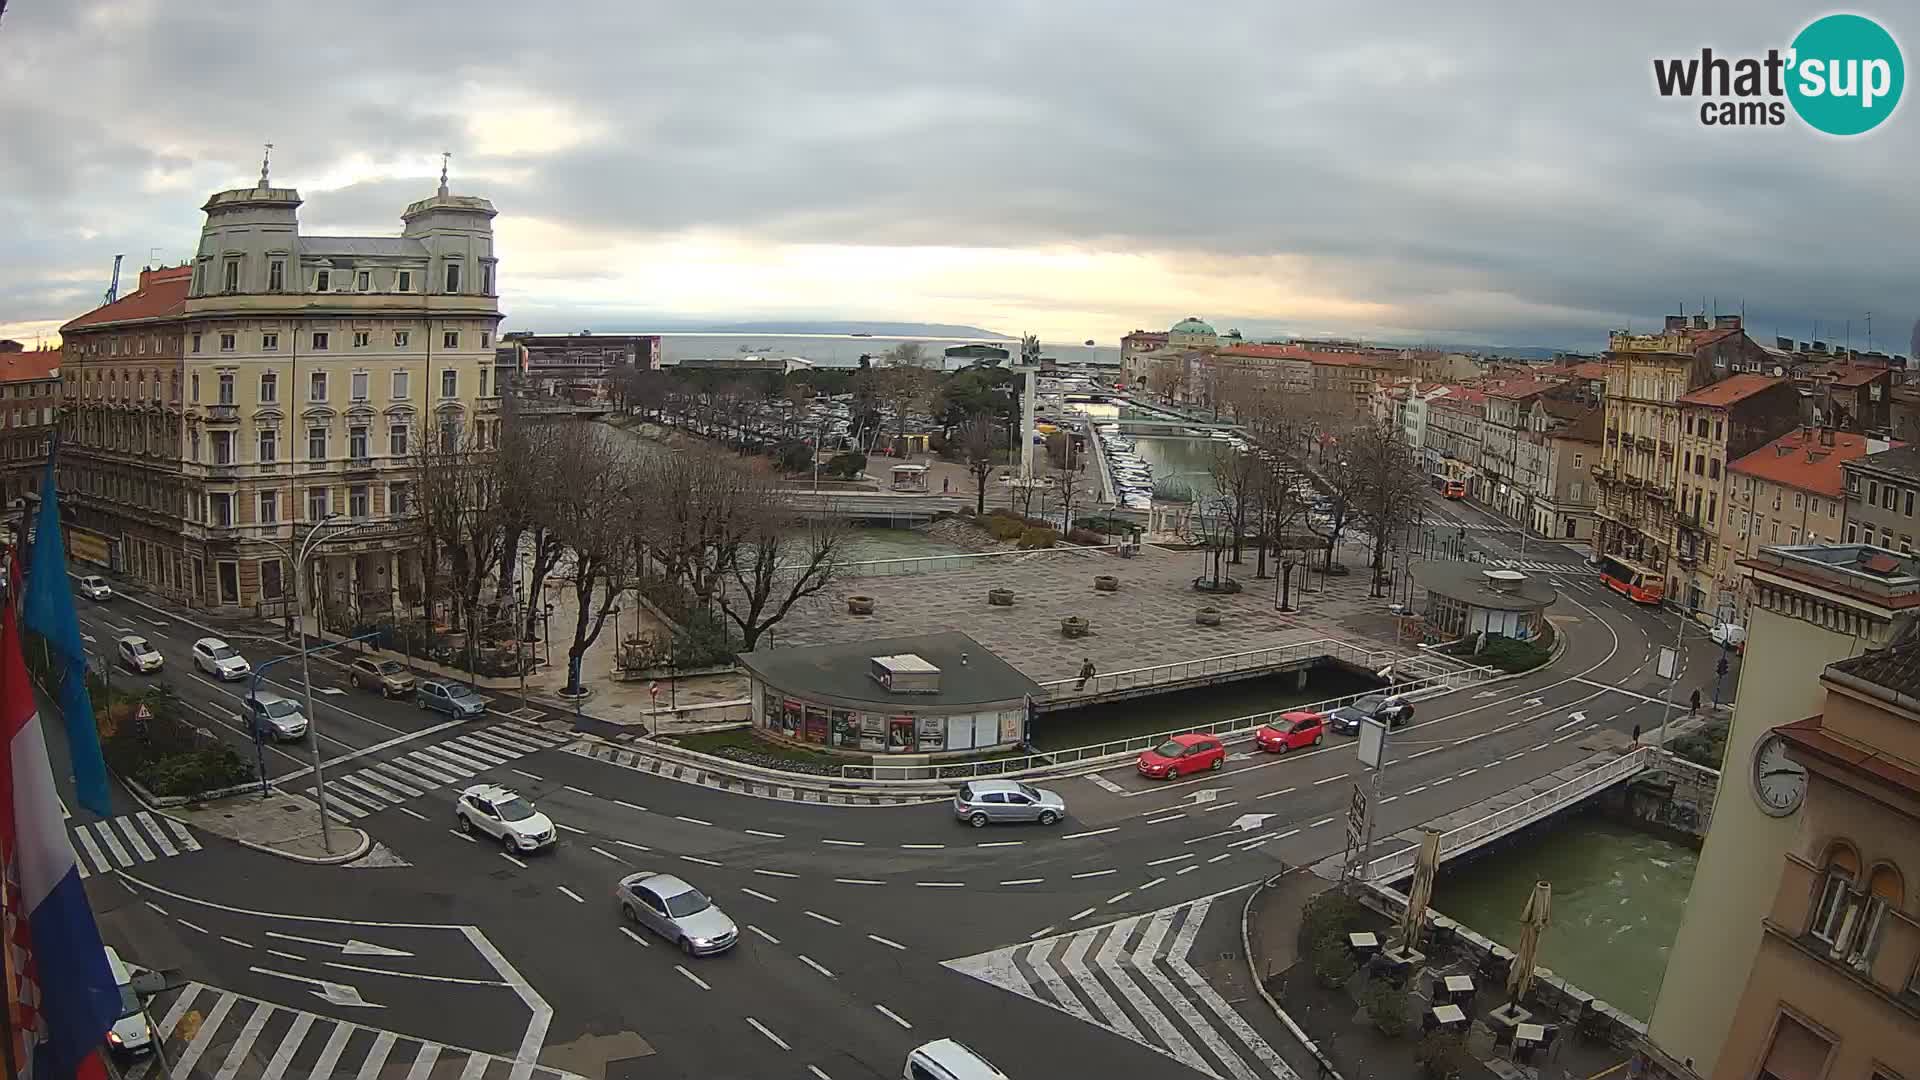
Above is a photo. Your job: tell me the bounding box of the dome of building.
[1170,317,1216,335]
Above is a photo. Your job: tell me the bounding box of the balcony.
[1659,440,1675,457]
[1634,435,1654,452]
[344,456,377,478]
[203,404,240,423]
[207,462,238,480]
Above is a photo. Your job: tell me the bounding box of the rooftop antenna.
[438,151,451,197]
[258,142,273,189]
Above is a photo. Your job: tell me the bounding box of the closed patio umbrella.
[1398,828,1443,953]
[1506,880,1553,1006]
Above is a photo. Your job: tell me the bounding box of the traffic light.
[1716,654,1730,678]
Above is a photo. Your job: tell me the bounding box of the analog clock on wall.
[1751,733,1808,817]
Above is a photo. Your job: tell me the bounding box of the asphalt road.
[63,516,1741,1080]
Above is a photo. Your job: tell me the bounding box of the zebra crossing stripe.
[338,773,405,806]
[1059,927,1143,1043]
[1168,902,1293,1076]
[505,721,567,743]
[136,812,178,857]
[114,817,157,862]
[354,1029,399,1080]
[212,1001,273,1080]
[457,1052,490,1080]
[354,769,420,800]
[165,816,201,851]
[72,824,111,875]
[171,988,236,1077]
[371,760,436,792]
[466,729,544,756]
[423,744,496,773]
[259,1012,315,1080]
[1130,911,1258,1080]
[389,754,462,786]
[308,1018,356,1080]
[91,820,133,867]
[156,983,203,1043]
[405,1043,442,1080]
[484,726,555,751]
[1023,938,1100,1028]
[1091,919,1210,1075]
[440,737,514,765]
[320,787,374,817]
[410,745,479,778]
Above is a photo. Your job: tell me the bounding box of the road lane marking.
[976,840,1023,847]
[1432,777,1453,785]
[821,838,864,846]
[1140,877,1166,890]
[558,887,586,904]
[1060,827,1118,839]
[1277,828,1301,839]
[1530,742,1551,751]
[1404,785,1428,795]
[805,910,842,926]
[144,901,169,917]
[753,868,798,879]
[741,888,779,903]
[675,815,713,826]
[748,925,779,944]
[809,1068,833,1080]
[591,847,625,862]
[614,839,651,851]
[1105,891,1133,905]
[220,936,252,949]
[746,1018,789,1051]
[679,855,722,867]
[267,950,306,963]
[1409,747,1444,759]
[1310,817,1335,827]
[1197,800,1238,813]
[614,800,648,813]
[1177,865,1200,875]
[1554,718,1584,732]
[1069,907,1097,921]
[898,843,944,849]
[999,878,1043,886]
[674,965,711,991]
[1256,787,1297,800]
[836,878,884,886]
[798,955,835,978]
[1147,813,1185,824]
[500,853,527,869]
[179,919,208,934]
[396,806,428,821]
[511,769,543,782]
[1461,767,1479,776]
[554,823,586,835]
[745,829,785,839]
[1207,853,1231,863]
[563,785,595,797]
[867,934,906,951]
[1028,926,1055,939]
[1313,773,1347,785]
[619,927,650,948]
[915,882,965,888]
[1380,796,1399,804]
[874,1004,912,1030]
[1147,853,1195,867]
[1071,869,1116,879]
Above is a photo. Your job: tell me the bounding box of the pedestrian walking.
[942,476,950,494]
[1689,688,1701,716]
[1076,657,1097,690]
[1631,723,1641,747]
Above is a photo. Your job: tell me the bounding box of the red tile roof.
[61,266,193,332]
[1675,373,1784,408]
[1484,378,1552,400]
[0,348,61,383]
[1827,365,1887,387]
[1728,428,1892,498]
[1774,715,1920,799]
[1569,361,1609,380]
[1685,327,1741,349]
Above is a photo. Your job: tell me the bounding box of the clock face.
[1752,734,1808,817]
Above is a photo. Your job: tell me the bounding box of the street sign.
[1657,646,1679,680]
[1357,718,1386,769]
[1345,783,1368,848]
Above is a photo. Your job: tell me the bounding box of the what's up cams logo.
[1653,13,1904,134]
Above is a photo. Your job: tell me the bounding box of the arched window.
[1846,864,1906,972]
[1809,841,1860,943]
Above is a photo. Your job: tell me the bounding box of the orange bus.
[1442,479,1467,499]
[1599,555,1664,604]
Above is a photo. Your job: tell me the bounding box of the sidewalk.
[151,787,371,864]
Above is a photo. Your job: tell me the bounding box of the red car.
[1255,711,1326,754]
[1136,733,1226,780]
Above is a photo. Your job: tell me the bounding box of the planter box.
[987,588,1016,606]
[1196,607,1222,626]
[1094,575,1120,592]
[847,596,876,615]
[1061,616,1091,638]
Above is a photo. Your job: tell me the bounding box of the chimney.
[1714,315,1742,330]
[1692,314,1709,330]
[1665,315,1688,333]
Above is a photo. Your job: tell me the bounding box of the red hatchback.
[1255,711,1326,754]
[1136,733,1227,780]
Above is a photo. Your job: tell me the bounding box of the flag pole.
[2,549,21,1080]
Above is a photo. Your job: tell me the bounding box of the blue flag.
[21,450,113,817]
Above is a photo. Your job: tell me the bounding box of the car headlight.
[106,1032,122,1046]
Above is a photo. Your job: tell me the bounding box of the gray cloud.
[1,0,1915,349]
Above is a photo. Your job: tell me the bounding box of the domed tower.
[401,155,498,299]
[190,145,304,299]
[1168,316,1218,350]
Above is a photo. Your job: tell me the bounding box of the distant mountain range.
[601,319,1011,339]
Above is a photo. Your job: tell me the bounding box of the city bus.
[1442,478,1467,499]
[1599,555,1664,604]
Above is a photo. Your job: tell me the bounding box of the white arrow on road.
[1473,691,1500,699]
[1522,698,1544,708]
[1569,711,1587,723]
[249,967,383,1009]
[1230,814,1274,833]
[1185,789,1227,806]
[265,931,413,958]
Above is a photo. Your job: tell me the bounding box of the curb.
[116,763,374,866]
[1241,871,1346,1080]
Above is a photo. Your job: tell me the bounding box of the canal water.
[840,526,967,562]
[1132,436,1227,502]
[1030,666,1380,749]
[1428,813,1697,1020]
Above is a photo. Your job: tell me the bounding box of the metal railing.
[827,544,1122,579]
[1363,746,1655,881]
[840,655,1496,782]
[1037,637,1396,702]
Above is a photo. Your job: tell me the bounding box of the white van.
[904,1039,1008,1080]
[102,947,153,1058]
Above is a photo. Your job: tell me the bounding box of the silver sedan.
[615,872,739,956]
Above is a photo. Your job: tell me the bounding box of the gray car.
[615,872,738,956]
[245,692,309,742]
[416,679,487,718]
[953,779,1067,828]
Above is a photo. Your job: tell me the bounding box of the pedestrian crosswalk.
[944,898,1298,1080]
[314,722,572,823]
[1487,558,1588,576]
[130,981,584,1080]
[69,813,202,877]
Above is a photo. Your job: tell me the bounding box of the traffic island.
[152,789,372,865]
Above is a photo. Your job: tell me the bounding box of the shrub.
[772,440,814,473]
[1448,633,1551,673]
[1311,931,1356,988]
[985,516,1027,541]
[1018,527,1058,549]
[1363,981,1410,1037]
[141,747,254,798]
[1298,889,1369,953]
[1074,515,1132,535]
[1414,1032,1470,1079]
[825,451,867,479]
[1065,528,1106,547]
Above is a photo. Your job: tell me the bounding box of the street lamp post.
[278,514,373,853]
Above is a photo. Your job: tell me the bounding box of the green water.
[1132,436,1227,501]
[841,526,966,561]
[1029,667,1379,749]
[1429,814,1697,1020]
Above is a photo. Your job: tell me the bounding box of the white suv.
[454,784,557,853]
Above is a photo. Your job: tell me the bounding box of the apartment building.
[1593,333,1717,595]
[1527,397,1602,541]
[1721,429,1888,622]
[1671,375,1802,615]
[1842,445,1920,552]
[1425,389,1486,488]
[0,345,62,510]
[59,165,502,617]
[1477,379,1551,521]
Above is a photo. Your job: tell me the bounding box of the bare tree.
[549,425,639,694]
[410,417,509,635]
[1330,419,1423,597]
[718,492,848,651]
[507,420,595,642]
[1206,445,1262,565]
[960,412,996,516]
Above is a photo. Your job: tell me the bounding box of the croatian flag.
[22,451,112,819]
[2,587,119,1080]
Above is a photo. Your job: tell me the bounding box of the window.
[440,420,458,453]
[398,270,412,292]
[1756,1014,1830,1080]
[191,333,202,354]
[1707,493,1716,524]
[306,487,329,521]
[356,271,370,292]
[480,367,490,397]
[257,427,277,462]
[1810,844,1859,944]
[443,330,460,350]
[1708,459,1719,480]
[1789,526,1800,544]
[316,270,330,292]
[210,493,233,527]
[1772,492,1781,511]
[308,427,328,461]
[210,430,233,465]
[261,559,284,600]
[394,330,411,348]
[480,331,491,350]
[218,332,235,352]
[1572,453,1583,469]
[481,263,494,295]
[1908,490,1916,517]
[349,426,369,461]
[349,485,370,518]
[1793,492,1803,509]
[309,371,327,401]
[1848,471,1862,493]
[1848,522,1859,543]
[218,372,234,404]
[389,424,409,456]
[353,331,370,349]
[268,260,284,291]
[190,372,200,403]
[351,372,369,401]
[389,481,410,517]
[1715,419,1724,440]
[223,260,239,292]
[1869,479,1879,504]
[441,369,458,398]
[312,331,329,351]
[392,370,410,399]
[445,263,461,293]
[259,371,277,403]
[1682,450,1691,472]
[262,331,279,352]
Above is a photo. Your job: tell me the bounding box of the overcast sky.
[2,1,1914,351]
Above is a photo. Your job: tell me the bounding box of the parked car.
[349,656,416,698]
[416,679,487,718]
[1135,732,1226,780]
[245,692,309,742]
[454,784,556,853]
[614,871,738,956]
[903,1039,1009,1080]
[115,635,163,674]
[1255,710,1326,753]
[1327,693,1412,736]
[953,779,1066,827]
[1710,622,1747,649]
[190,637,251,681]
[79,575,113,601]
[102,947,153,1060]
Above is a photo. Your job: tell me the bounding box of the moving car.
[417,679,487,718]
[455,784,557,852]
[79,575,114,601]
[1710,622,1747,649]
[245,692,309,742]
[116,635,163,674]
[904,1039,1010,1080]
[1255,710,1326,753]
[349,656,417,698]
[191,637,251,681]
[615,871,738,956]
[102,947,153,1059]
[1135,732,1226,780]
[953,779,1066,827]
[1326,693,1412,736]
